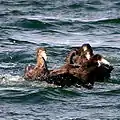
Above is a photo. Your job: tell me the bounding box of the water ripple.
[0,0,120,119]
[13,18,55,29]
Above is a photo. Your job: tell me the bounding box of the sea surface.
[0,0,120,120]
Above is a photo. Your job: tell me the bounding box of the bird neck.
[36,56,44,67]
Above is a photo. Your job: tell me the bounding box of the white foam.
[0,74,58,88]
[0,74,25,86]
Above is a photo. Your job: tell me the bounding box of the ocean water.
[0,0,120,119]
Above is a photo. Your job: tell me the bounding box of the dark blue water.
[0,0,120,119]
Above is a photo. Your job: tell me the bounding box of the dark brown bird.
[65,43,94,65]
[47,54,111,89]
[24,45,113,89]
[65,43,113,82]
[24,48,49,81]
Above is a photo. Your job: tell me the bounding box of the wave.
[9,10,25,16]
[21,17,120,26]
[67,2,100,11]
[0,74,80,103]
[56,17,120,25]
[8,38,37,45]
[0,83,120,104]
[93,46,120,52]
[115,1,120,6]
[13,18,55,29]
[0,10,25,17]
[5,15,120,33]
[0,74,120,103]
[89,18,120,24]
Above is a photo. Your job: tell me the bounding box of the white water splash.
[0,74,25,86]
[0,74,58,88]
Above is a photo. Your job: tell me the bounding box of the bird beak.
[41,51,47,61]
[85,52,91,60]
[98,58,110,67]
[83,46,87,51]
[101,58,110,65]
